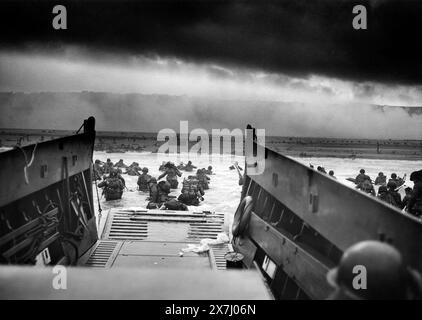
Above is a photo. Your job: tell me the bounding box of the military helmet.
[208,166,212,170]
[148,177,157,184]
[378,172,383,176]
[404,187,412,193]
[378,185,388,193]
[159,181,171,193]
[391,173,397,179]
[360,169,365,174]
[327,241,411,300]
[142,167,148,173]
[410,170,422,182]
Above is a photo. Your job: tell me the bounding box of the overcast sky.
[0,0,421,137]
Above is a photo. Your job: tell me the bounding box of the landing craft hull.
[1,119,421,300]
[233,133,422,299]
[0,117,98,266]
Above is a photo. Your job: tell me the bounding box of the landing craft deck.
[1,117,421,300]
[79,208,231,270]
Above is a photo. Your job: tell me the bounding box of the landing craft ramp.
[78,209,231,270]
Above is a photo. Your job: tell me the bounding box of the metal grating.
[209,244,230,270]
[84,241,119,268]
[187,212,225,240]
[104,212,148,240]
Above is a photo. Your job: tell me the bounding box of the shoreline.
[1,129,421,161]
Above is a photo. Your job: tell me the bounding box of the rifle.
[234,162,244,185]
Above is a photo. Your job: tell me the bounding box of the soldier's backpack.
[107,178,122,191]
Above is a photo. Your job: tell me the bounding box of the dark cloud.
[0,0,421,84]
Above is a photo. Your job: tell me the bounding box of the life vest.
[182,178,200,196]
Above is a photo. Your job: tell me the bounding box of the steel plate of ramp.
[101,209,225,242]
[102,210,148,240]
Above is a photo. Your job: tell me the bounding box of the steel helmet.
[327,241,414,300]
[360,169,365,174]
[391,173,397,179]
[378,185,388,194]
[142,167,148,173]
[410,170,422,182]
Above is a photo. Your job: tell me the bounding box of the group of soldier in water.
[93,158,215,211]
[94,157,422,218]
[311,163,422,218]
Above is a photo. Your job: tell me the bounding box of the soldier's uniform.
[184,162,197,172]
[103,160,114,174]
[407,171,422,217]
[93,160,103,180]
[196,170,210,190]
[98,170,124,201]
[137,168,151,192]
[125,162,141,176]
[357,179,375,196]
[114,159,128,168]
[355,173,371,185]
[179,177,204,206]
[158,164,182,189]
[374,173,387,185]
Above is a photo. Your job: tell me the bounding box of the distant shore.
[0,128,421,161]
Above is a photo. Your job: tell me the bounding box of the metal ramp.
[80,208,230,270]
[101,209,225,241]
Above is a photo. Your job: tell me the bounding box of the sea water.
[92,151,422,235]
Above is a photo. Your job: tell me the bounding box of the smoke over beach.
[0,90,421,139]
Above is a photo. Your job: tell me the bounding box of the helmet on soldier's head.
[378,172,383,176]
[148,177,157,184]
[159,181,171,193]
[142,167,148,173]
[187,161,192,165]
[327,241,412,300]
[360,169,365,174]
[410,170,422,182]
[391,173,397,179]
[208,166,212,170]
[109,168,117,177]
[378,185,388,194]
